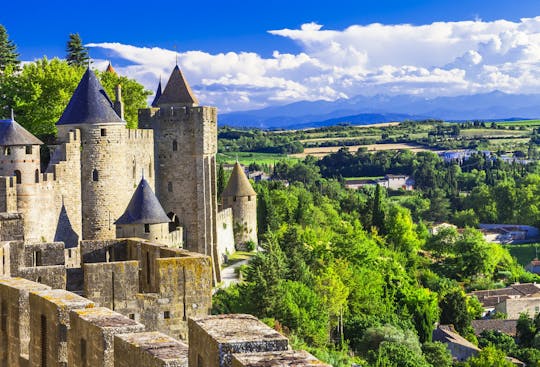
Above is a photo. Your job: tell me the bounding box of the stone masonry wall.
[222,195,257,249]
[68,307,145,367]
[28,289,94,367]
[140,106,219,280]
[216,209,235,262]
[83,261,139,314]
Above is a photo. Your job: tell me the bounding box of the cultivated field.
[290,143,436,158]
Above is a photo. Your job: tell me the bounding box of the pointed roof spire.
[115,177,170,225]
[156,65,198,107]
[105,61,116,74]
[57,68,125,125]
[151,76,162,107]
[0,112,43,146]
[222,162,257,197]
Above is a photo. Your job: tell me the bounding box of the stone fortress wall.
[0,273,328,367]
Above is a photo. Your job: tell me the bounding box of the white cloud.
[87,16,540,112]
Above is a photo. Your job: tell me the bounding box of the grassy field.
[504,243,539,266]
[459,128,527,137]
[217,151,297,165]
[496,120,540,127]
[291,143,437,158]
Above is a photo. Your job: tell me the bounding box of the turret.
[0,111,44,240]
[56,68,130,240]
[115,177,180,246]
[221,162,258,249]
[138,65,219,279]
[150,77,162,108]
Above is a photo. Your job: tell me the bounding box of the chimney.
[113,84,124,120]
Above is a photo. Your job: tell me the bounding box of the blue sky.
[3,0,540,111]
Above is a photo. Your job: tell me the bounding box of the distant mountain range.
[219,91,540,129]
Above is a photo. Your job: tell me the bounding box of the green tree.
[478,330,517,354]
[463,346,514,367]
[2,58,84,137]
[217,163,225,200]
[0,25,20,72]
[421,341,453,367]
[371,184,385,231]
[516,313,536,347]
[439,289,471,333]
[66,33,89,67]
[97,70,151,128]
[375,341,431,367]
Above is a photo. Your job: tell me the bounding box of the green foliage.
[439,290,471,333]
[478,330,517,354]
[421,341,453,367]
[217,163,225,200]
[462,346,515,367]
[66,33,89,67]
[375,341,431,367]
[0,58,149,138]
[0,24,19,73]
[0,58,84,137]
[96,70,150,128]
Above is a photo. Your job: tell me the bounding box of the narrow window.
[163,311,170,319]
[41,315,47,367]
[144,224,150,233]
[80,338,87,367]
[14,170,21,184]
[25,145,32,154]
[132,162,136,179]
[146,252,150,285]
[197,355,203,367]
[35,169,39,183]
[148,162,152,177]
[248,196,251,201]
[129,314,135,320]
[37,276,42,283]
[100,128,106,137]
[172,140,178,151]
[33,250,42,266]
[1,301,7,332]
[92,169,99,182]
[168,182,173,193]
[3,147,9,156]
[233,196,237,202]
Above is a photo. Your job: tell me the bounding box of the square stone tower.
[139,66,219,278]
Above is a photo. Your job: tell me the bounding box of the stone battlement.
[0,274,326,367]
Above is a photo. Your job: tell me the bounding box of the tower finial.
[141,168,144,179]
[174,44,178,66]
[10,108,14,121]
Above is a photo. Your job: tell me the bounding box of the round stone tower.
[115,176,174,245]
[56,68,130,240]
[0,113,43,240]
[221,162,258,249]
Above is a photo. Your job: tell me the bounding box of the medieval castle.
[0,65,327,366]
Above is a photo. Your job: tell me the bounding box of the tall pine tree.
[66,33,89,67]
[0,25,20,72]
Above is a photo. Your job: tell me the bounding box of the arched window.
[172,140,178,152]
[92,169,99,182]
[14,170,21,184]
[168,182,173,193]
[35,169,39,183]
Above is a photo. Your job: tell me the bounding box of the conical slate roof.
[115,177,170,225]
[0,117,43,146]
[222,162,257,197]
[156,65,198,106]
[151,78,162,107]
[57,68,125,125]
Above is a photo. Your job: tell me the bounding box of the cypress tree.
[0,24,20,72]
[66,33,89,67]
[217,163,225,200]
